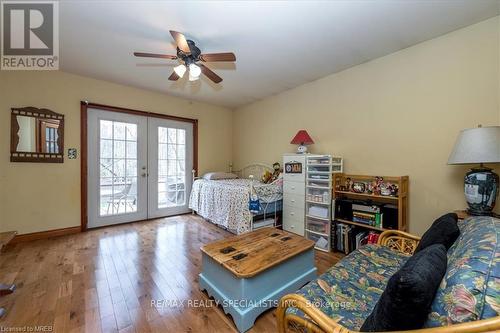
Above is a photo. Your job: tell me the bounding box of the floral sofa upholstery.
[425,216,499,327]
[277,216,500,333]
[287,244,409,330]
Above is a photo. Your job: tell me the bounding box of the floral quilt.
[254,182,283,203]
[424,216,500,327]
[287,244,410,331]
[189,178,282,234]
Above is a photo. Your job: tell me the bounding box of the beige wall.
[233,17,500,235]
[2,17,500,237]
[0,71,232,234]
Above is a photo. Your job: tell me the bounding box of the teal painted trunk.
[199,248,317,332]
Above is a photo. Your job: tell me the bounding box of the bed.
[188,164,283,234]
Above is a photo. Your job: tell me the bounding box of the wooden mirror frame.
[10,107,65,163]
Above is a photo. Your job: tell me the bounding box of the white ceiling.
[60,0,500,108]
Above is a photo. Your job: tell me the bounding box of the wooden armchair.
[276,230,500,333]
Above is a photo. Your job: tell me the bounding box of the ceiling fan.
[134,30,236,84]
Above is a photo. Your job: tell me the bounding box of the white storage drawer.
[283,172,305,182]
[307,204,330,219]
[283,181,305,196]
[283,203,305,221]
[283,154,307,237]
[283,192,304,208]
[283,155,305,181]
[306,231,329,251]
[283,215,305,236]
[306,216,329,235]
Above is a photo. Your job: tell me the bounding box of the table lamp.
[448,125,500,215]
[290,130,314,154]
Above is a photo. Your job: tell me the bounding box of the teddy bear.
[261,170,273,184]
[271,162,282,182]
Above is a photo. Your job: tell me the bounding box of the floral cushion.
[425,216,500,327]
[287,244,410,331]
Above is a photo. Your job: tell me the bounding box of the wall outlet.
[68,148,77,159]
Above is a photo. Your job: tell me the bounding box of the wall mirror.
[10,107,65,163]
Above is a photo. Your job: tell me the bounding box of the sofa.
[277,216,500,333]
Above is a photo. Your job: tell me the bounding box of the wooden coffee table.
[199,227,317,332]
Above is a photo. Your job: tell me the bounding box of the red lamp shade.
[290,130,314,145]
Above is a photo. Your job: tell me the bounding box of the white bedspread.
[188,178,282,234]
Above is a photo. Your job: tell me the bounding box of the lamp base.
[464,166,498,216]
[296,144,308,154]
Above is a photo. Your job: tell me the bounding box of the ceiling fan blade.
[170,30,191,54]
[199,52,236,62]
[134,52,177,60]
[199,64,222,83]
[168,72,180,81]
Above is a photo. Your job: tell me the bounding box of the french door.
[148,117,193,218]
[87,108,193,228]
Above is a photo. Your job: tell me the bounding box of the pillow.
[414,213,459,253]
[202,172,238,180]
[360,244,447,332]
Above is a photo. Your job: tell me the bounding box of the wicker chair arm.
[277,293,354,333]
[377,230,421,255]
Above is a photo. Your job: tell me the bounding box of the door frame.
[80,101,198,231]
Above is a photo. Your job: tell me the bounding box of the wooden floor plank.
[0,215,342,332]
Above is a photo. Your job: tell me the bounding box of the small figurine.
[352,182,366,193]
[345,177,353,192]
[390,183,399,197]
[367,182,374,194]
[373,176,383,195]
[380,183,391,196]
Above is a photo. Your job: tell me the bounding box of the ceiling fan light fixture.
[188,72,199,81]
[173,64,186,78]
[189,63,201,78]
[134,30,235,84]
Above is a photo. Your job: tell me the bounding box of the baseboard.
[11,226,81,244]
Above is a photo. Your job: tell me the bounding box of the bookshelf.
[333,173,408,231]
[332,173,408,253]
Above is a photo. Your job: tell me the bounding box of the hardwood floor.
[0,215,342,333]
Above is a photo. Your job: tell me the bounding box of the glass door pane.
[158,127,186,209]
[99,120,138,216]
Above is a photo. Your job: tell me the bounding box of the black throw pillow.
[360,244,447,332]
[414,212,459,253]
